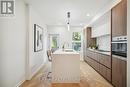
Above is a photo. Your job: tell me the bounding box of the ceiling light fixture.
[80,23,83,26]
[67,12,70,31]
[87,13,90,17]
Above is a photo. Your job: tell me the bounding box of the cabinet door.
[94,52,99,62]
[86,57,92,66]
[99,64,111,82]
[94,61,100,72]
[99,54,111,68]
[86,50,95,59]
[87,57,99,72]
[112,57,127,87]
[106,68,111,82]
[112,0,127,37]
[99,64,106,78]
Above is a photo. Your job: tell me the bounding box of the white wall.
[127,0,130,86]
[0,0,27,87]
[96,35,111,51]
[47,26,83,49]
[0,1,48,87]
[28,5,48,79]
[47,26,84,60]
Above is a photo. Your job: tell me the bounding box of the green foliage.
[89,44,99,49]
[72,32,81,41]
[51,37,57,48]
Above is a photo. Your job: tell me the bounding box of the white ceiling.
[25,0,113,26]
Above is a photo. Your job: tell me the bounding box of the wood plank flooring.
[20,61,113,87]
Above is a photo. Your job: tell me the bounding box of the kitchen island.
[52,49,80,83]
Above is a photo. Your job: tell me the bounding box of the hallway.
[20,62,112,87]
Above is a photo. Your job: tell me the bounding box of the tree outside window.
[72,32,81,51]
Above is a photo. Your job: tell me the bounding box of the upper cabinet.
[86,27,96,48]
[91,11,111,38]
[112,0,127,37]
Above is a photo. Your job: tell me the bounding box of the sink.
[64,49,74,52]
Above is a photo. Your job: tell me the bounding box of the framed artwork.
[34,24,43,52]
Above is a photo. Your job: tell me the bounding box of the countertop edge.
[112,55,127,61]
[87,48,111,56]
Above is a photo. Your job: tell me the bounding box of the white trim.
[127,0,130,86]
[15,62,48,87]
[15,78,25,87]
[30,61,47,79]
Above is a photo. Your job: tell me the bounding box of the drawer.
[99,64,111,82]
[99,54,111,68]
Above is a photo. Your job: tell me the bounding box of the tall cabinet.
[83,27,96,58]
[112,0,127,37]
[111,0,127,87]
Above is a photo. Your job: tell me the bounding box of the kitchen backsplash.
[97,35,111,51]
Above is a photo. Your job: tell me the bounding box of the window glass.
[51,36,58,49]
[72,32,81,41]
[72,32,81,51]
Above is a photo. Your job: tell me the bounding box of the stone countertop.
[112,54,127,61]
[53,49,79,54]
[87,48,111,56]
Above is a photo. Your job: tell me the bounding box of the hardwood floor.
[20,61,113,87]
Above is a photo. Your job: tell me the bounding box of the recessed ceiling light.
[87,13,90,17]
[80,23,83,26]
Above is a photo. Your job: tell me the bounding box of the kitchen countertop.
[87,48,127,61]
[87,48,111,56]
[53,49,79,54]
[112,54,127,61]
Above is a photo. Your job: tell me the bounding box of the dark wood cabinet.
[86,50,99,61]
[86,27,96,48]
[85,49,111,82]
[112,0,127,37]
[111,0,127,86]
[99,64,111,82]
[112,56,127,87]
[106,68,111,82]
[99,54,111,68]
[85,56,100,73]
[83,27,96,59]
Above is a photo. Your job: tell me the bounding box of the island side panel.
[52,54,80,83]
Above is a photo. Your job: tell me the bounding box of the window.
[72,32,81,51]
[51,36,58,49]
[49,34,59,52]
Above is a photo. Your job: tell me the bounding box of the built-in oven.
[112,36,127,57]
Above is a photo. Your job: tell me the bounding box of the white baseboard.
[15,62,47,87]
[30,61,47,79]
[15,77,25,87]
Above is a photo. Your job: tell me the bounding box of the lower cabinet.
[99,64,111,82]
[112,57,127,87]
[99,54,111,68]
[85,57,111,82]
[85,50,127,86]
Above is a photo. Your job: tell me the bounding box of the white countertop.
[53,49,79,54]
[88,48,111,56]
[112,55,127,61]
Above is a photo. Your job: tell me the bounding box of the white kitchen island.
[52,49,80,83]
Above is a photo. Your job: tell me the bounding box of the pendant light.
[67,12,70,31]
